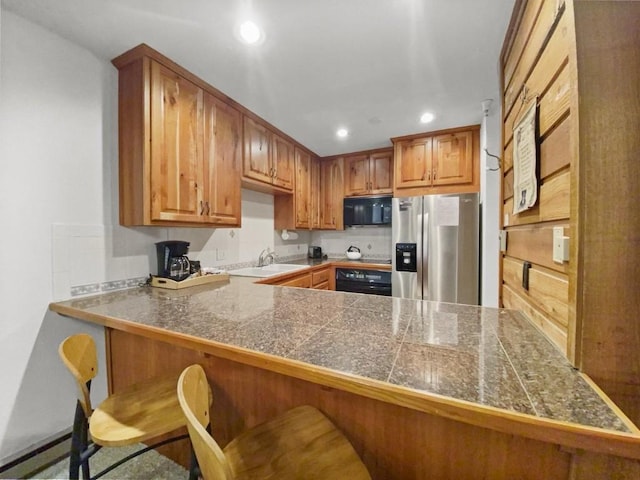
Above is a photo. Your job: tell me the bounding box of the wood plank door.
[394,137,433,190]
[432,131,473,186]
[344,154,370,196]
[150,61,204,223]
[369,150,393,194]
[271,133,294,191]
[294,148,312,229]
[243,116,272,185]
[203,93,242,226]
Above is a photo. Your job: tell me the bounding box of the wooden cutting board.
[150,273,229,290]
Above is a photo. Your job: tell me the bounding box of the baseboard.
[0,430,71,479]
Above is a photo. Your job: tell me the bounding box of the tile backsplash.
[311,226,392,258]
[51,190,306,299]
[51,192,392,300]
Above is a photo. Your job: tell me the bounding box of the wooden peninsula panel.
[107,330,569,479]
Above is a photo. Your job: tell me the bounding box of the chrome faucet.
[258,248,276,267]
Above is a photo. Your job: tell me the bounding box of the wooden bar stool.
[177,364,372,480]
[59,333,195,480]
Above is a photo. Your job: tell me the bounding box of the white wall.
[0,10,114,461]
[0,11,282,462]
[480,102,502,307]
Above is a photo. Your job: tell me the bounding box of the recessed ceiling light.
[239,21,262,44]
[420,112,435,123]
[336,128,349,138]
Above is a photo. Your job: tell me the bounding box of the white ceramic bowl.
[346,251,362,260]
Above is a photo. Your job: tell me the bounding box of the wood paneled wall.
[501,0,640,428]
[501,0,572,355]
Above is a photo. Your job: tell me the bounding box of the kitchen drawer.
[312,268,330,287]
[280,274,311,288]
[312,281,329,290]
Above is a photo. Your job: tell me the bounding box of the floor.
[30,444,188,479]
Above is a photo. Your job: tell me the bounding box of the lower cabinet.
[278,273,311,288]
[259,265,331,289]
[311,267,330,289]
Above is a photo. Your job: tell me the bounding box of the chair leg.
[69,400,89,480]
[188,446,199,480]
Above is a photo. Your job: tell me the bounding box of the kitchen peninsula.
[49,273,640,479]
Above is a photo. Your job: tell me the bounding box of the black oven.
[335,268,392,296]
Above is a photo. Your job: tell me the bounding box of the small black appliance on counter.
[308,246,322,259]
[155,240,191,281]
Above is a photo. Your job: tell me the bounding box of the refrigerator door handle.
[417,203,424,300]
[422,210,429,301]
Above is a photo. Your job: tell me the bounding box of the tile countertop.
[50,275,635,435]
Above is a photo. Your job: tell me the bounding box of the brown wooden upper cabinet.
[293,148,312,228]
[318,158,344,230]
[112,45,242,227]
[343,149,393,197]
[392,125,479,197]
[274,147,314,230]
[243,116,294,193]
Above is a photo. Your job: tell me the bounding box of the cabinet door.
[319,158,343,229]
[271,133,294,191]
[311,267,330,288]
[150,62,204,223]
[394,137,432,190]
[432,131,473,186]
[203,93,242,226]
[311,157,322,229]
[344,154,370,196]
[369,151,393,194]
[294,148,311,229]
[243,116,272,185]
[278,273,311,288]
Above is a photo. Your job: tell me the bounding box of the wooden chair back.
[58,333,98,418]
[177,364,233,480]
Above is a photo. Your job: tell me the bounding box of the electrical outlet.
[216,249,226,261]
[552,227,569,263]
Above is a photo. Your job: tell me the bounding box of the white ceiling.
[2,0,515,156]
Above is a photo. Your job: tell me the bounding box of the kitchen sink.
[228,264,307,278]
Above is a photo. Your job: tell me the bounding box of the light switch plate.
[553,226,569,263]
[499,230,507,252]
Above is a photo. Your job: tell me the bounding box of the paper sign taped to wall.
[512,101,538,214]
[435,197,459,226]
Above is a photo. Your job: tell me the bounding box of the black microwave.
[343,196,392,227]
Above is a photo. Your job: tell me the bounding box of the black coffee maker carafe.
[155,240,191,281]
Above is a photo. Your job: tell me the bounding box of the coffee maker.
[155,240,191,281]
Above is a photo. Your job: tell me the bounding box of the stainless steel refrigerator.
[392,193,479,304]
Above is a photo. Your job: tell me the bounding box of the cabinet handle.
[433,170,437,180]
[200,200,206,215]
[206,201,210,215]
[273,169,277,179]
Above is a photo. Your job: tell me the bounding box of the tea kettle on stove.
[155,240,191,281]
[346,245,362,260]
